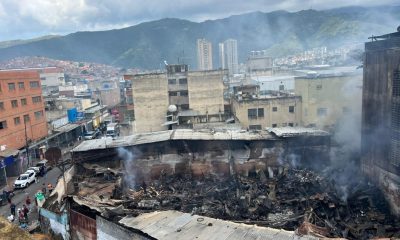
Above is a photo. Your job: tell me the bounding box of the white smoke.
[287,153,301,168]
[117,147,136,189]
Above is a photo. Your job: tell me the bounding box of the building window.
[179,78,187,84]
[272,124,277,128]
[11,100,18,108]
[279,85,285,91]
[282,123,287,127]
[249,125,262,130]
[0,102,3,110]
[272,107,278,112]
[8,83,15,91]
[33,96,41,103]
[248,109,258,119]
[343,107,351,114]
[169,92,178,96]
[288,123,294,127]
[24,114,30,123]
[21,98,27,106]
[14,117,20,125]
[34,111,44,120]
[180,91,188,97]
[317,108,328,117]
[168,79,176,85]
[258,108,264,117]
[0,121,7,130]
[289,106,295,113]
[316,84,322,90]
[30,81,40,88]
[40,77,46,81]
[181,104,189,110]
[32,96,42,103]
[18,82,25,89]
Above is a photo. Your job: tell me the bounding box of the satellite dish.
[168,105,177,113]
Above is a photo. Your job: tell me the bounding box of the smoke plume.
[117,147,137,189]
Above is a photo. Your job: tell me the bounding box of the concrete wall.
[232,96,302,129]
[132,73,169,133]
[39,208,68,240]
[98,88,121,107]
[188,70,225,116]
[294,74,362,129]
[97,216,149,240]
[0,70,48,150]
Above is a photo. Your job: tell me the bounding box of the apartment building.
[39,67,65,95]
[220,39,238,75]
[129,65,225,133]
[197,39,213,70]
[232,85,302,130]
[294,68,362,129]
[0,69,48,150]
[247,50,273,76]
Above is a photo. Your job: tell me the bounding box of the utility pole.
[24,120,30,168]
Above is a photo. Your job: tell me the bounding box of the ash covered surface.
[121,168,400,239]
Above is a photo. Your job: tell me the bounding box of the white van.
[106,123,120,138]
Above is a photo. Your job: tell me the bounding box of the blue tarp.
[4,156,14,166]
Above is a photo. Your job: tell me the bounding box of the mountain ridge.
[0,5,399,69]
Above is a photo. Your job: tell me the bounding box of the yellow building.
[294,71,362,129]
[130,65,226,133]
[232,86,302,130]
[132,73,169,133]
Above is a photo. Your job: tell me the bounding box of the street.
[0,167,62,227]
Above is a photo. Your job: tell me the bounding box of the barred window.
[34,111,44,120]
[11,100,18,108]
[32,96,42,103]
[30,81,40,88]
[248,109,257,119]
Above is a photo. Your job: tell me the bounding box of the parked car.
[27,167,40,176]
[14,172,36,189]
[36,160,51,172]
[26,169,39,178]
[84,131,96,140]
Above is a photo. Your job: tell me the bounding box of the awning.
[162,121,178,126]
[177,110,200,117]
[0,149,19,158]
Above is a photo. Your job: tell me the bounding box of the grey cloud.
[0,0,398,41]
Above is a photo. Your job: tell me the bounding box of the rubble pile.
[122,168,400,239]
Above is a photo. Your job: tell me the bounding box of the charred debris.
[68,163,400,240]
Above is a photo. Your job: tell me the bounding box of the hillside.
[0,6,398,69]
[0,35,60,49]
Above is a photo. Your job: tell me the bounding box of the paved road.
[0,167,62,225]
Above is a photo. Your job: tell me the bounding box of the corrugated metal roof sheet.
[267,127,329,138]
[72,128,324,153]
[119,210,317,240]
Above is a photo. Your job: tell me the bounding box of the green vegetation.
[0,35,60,49]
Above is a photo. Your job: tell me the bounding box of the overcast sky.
[0,0,398,41]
